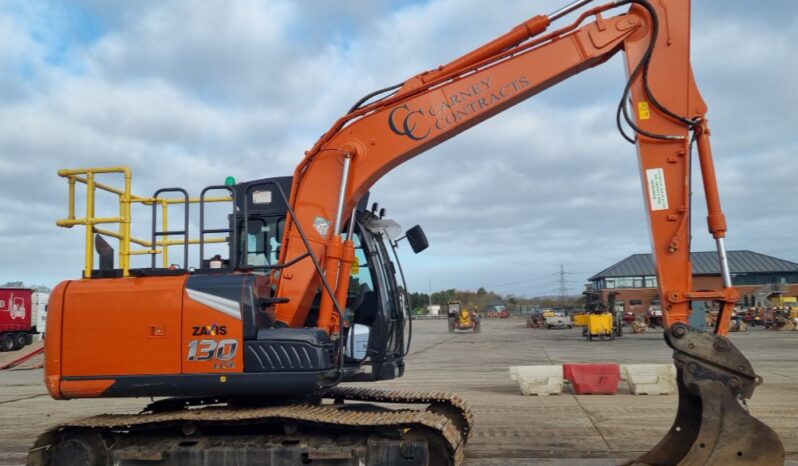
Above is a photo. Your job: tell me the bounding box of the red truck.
[0,288,47,351]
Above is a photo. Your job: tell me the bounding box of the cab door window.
[240,217,284,266]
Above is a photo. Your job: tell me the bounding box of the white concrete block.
[509,365,564,396]
[624,364,676,395]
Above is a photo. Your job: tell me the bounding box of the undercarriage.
[27,387,473,466]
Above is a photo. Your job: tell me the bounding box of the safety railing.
[57,167,232,277]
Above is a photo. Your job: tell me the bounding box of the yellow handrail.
[57,167,232,277]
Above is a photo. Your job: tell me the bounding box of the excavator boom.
[275,0,734,336]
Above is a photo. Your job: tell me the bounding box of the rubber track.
[37,388,473,465]
[324,386,474,436]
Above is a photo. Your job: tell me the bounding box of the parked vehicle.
[0,288,47,351]
[646,305,664,328]
[526,311,545,328]
[448,300,480,333]
[545,312,572,329]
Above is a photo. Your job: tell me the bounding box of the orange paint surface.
[60,275,186,377]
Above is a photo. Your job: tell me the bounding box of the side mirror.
[405,225,429,254]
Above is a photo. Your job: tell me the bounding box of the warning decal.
[638,102,651,120]
[646,168,669,211]
[313,216,331,239]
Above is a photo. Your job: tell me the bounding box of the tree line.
[408,286,583,315]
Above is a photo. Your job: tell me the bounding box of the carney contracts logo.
[387,76,530,142]
[388,104,430,141]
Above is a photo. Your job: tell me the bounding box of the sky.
[0,0,796,296]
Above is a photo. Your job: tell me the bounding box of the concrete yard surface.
[1,319,796,465]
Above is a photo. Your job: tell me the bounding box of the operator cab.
[218,176,428,383]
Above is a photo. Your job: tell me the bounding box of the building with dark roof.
[588,250,798,315]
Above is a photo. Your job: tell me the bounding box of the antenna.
[428,276,433,307]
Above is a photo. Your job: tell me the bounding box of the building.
[589,250,798,315]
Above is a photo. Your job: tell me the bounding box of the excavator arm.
[277,0,638,328]
[274,0,784,464]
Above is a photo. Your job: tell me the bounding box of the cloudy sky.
[1,0,796,296]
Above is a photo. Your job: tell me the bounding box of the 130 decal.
[187,339,238,369]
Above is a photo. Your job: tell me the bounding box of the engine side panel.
[61,276,186,377]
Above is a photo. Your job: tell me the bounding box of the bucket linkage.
[629,323,784,465]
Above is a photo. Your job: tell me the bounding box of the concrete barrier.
[509,365,564,396]
[623,364,676,395]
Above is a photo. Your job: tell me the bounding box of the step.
[509,365,564,396]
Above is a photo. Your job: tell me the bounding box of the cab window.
[241,217,284,266]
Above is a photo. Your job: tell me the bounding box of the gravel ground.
[1,318,795,465]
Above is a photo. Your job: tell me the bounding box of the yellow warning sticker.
[351,256,360,275]
[638,102,651,120]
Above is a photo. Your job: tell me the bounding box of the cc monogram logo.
[388,104,430,141]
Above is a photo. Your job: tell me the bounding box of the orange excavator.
[31,0,784,465]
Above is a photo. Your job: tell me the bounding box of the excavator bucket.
[628,324,784,466]
[633,371,784,465]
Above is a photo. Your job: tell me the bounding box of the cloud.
[0,0,796,297]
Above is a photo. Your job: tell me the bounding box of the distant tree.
[431,288,457,305]
[409,292,430,313]
[477,287,487,296]
[1,281,50,293]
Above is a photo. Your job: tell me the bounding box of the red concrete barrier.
[563,363,620,395]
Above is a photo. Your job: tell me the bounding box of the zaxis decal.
[192,324,228,336]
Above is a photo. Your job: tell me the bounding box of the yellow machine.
[582,288,620,340]
[772,296,797,308]
[447,301,480,333]
[585,314,614,341]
